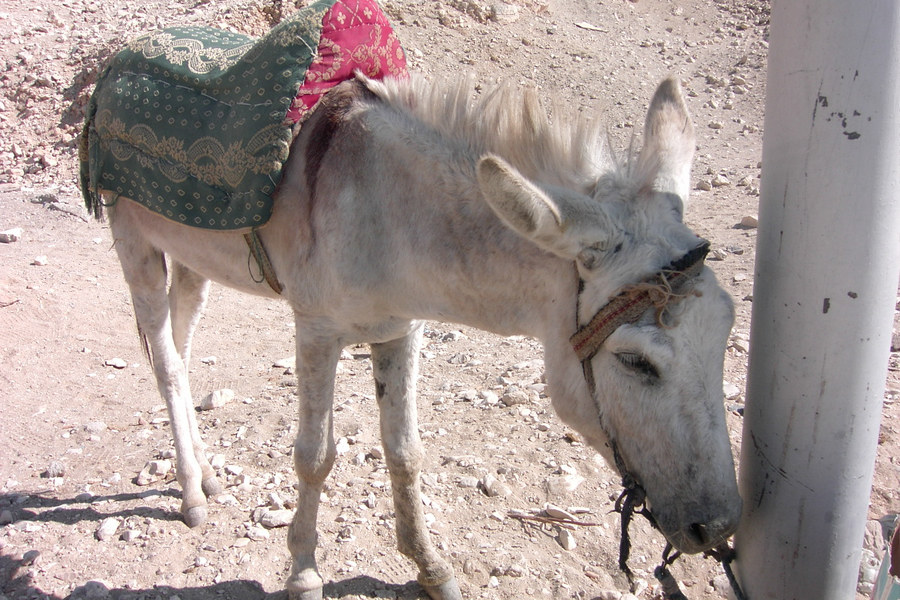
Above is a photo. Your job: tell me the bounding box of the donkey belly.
[109,196,283,299]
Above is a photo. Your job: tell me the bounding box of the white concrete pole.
[734,0,900,598]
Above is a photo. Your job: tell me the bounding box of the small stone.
[557,529,577,550]
[368,446,383,460]
[120,529,140,542]
[199,388,235,410]
[21,549,40,566]
[458,476,480,489]
[733,273,749,283]
[104,358,127,369]
[544,503,576,520]
[44,460,65,478]
[232,537,251,548]
[0,228,22,243]
[480,474,512,497]
[136,459,171,485]
[740,214,759,228]
[246,525,270,541]
[723,381,742,399]
[95,517,120,541]
[0,509,13,525]
[696,179,713,191]
[501,387,530,406]
[31,255,48,266]
[200,356,217,365]
[712,174,731,187]
[545,474,585,496]
[84,421,107,434]
[335,438,351,454]
[260,509,294,528]
[224,464,243,476]
[273,356,295,369]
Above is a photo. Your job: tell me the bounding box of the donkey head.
[476,79,741,554]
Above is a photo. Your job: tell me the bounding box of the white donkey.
[83,74,741,600]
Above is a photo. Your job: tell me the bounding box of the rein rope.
[569,240,748,600]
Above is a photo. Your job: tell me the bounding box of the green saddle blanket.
[80,0,403,231]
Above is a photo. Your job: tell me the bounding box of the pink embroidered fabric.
[286,0,408,124]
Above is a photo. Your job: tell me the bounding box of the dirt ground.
[0,0,898,599]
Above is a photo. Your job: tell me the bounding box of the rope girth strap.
[244,229,283,294]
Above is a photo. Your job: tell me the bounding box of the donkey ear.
[635,78,695,217]
[477,154,563,240]
[477,154,612,261]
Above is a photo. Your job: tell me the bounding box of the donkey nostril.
[690,522,711,546]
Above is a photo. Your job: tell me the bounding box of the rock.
[260,509,294,528]
[21,549,40,566]
[712,174,731,187]
[708,120,724,130]
[545,474,585,496]
[544,503,576,520]
[0,228,22,243]
[136,459,171,485]
[273,356,295,369]
[696,179,712,191]
[740,214,759,228]
[490,2,519,23]
[0,509,13,525]
[458,476,480,488]
[95,517,120,541]
[500,387,530,406]
[557,528,577,550]
[120,529,140,542]
[199,388,234,410]
[104,358,127,369]
[733,273,749,283]
[480,474,512,497]
[246,525,270,541]
[43,460,65,478]
[200,355,217,365]
[31,255,48,266]
[723,381,742,399]
[84,421,107,434]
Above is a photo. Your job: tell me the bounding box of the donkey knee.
[292,437,336,486]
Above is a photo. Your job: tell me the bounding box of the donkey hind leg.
[168,262,221,498]
[286,327,342,600]
[372,326,461,600]
[111,233,209,527]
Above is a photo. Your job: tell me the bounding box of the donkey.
[83,73,741,600]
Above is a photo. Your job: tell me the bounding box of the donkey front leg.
[286,328,341,600]
[168,262,221,498]
[372,326,461,600]
[109,228,209,527]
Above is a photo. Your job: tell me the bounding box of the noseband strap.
[570,240,710,365]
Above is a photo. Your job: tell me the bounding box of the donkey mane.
[363,73,625,192]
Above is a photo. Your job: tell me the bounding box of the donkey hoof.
[183,505,208,528]
[286,587,323,600]
[202,476,223,497]
[422,576,462,600]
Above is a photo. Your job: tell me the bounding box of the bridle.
[569,239,747,600]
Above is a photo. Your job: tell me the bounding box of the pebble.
[246,525,270,541]
[31,255,48,266]
[81,580,111,599]
[199,388,234,410]
[696,179,712,191]
[712,174,731,187]
[0,509,13,525]
[557,528,577,550]
[273,356,294,369]
[544,503,576,520]
[545,474,585,496]
[136,459,171,485]
[0,228,22,243]
[740,214,759,228]
[21,549,40,566]
[44,460,65,478]
[95,517,120,541]
[480,474,512,497]
[260,509,293,528]
[723,381,742,399]
[500,387,530,406]
[120,529,140,542]
[104,358,127,369]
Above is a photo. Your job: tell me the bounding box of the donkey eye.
[615,352,660,380]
